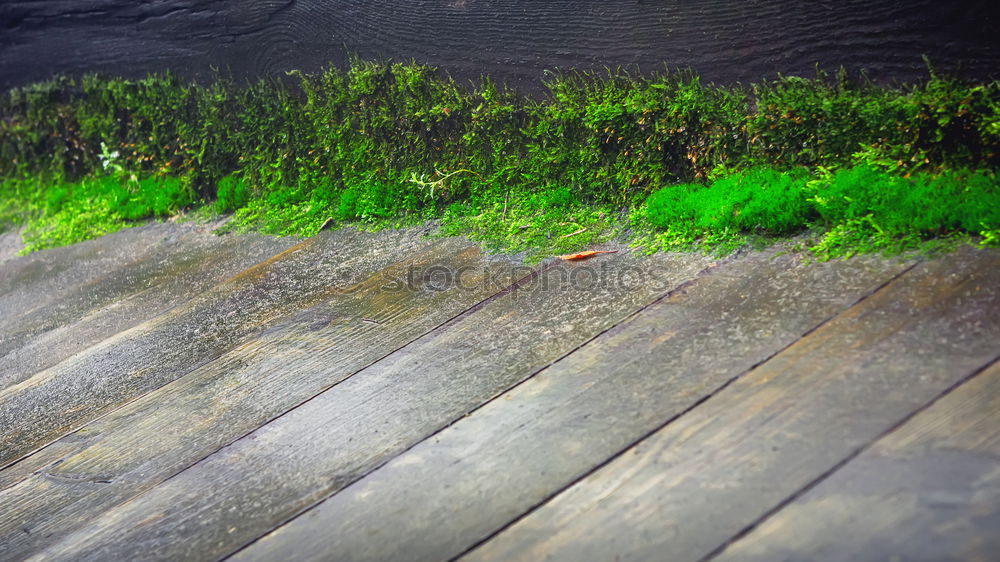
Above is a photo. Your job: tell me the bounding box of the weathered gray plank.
[0,226,295,387]
[231,247,911,562]
[0,227,434,468]
[26,249,716,561]
[1,1,998,93]
[0,229,23,263]
[463,247,1000,562]
[712,360,1000,562]
[0,237,525,560]
[0,223,172,329]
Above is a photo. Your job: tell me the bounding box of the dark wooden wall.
[1,0,998,92]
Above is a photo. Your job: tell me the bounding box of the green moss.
[439,186,619,262]
[215,174,251,213]
[1,58,998,258]
[641,166,999,259]
[23,194,127,252]
[647,168,814,234]
[8,173,194,252]
[811,167,1000,234]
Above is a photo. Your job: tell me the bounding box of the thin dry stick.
[560,227,587,239]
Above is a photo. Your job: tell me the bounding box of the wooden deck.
[1,223,997,561]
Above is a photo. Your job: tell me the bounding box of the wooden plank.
[712,360,1000,562]
[1,1,998,93]
[0,237,526,560]
[229,247,913,562]
[461,247,1000,562]
[0,223,174,329]
[0,229,23,263]
[0,227,435,468]
[25,249,716,561]
[0,227,296,388]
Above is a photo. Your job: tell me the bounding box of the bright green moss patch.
[1,173,194,252]
[807,166,1000,258]
[0,58,998,258]
[639,165,1000,258]
[813,167,1000,234]
[646,168,815,234]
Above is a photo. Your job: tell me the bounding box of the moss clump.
[639,165,999,258]
[0,58,998,258]
[646,167,814,234]
[2,174,193,252]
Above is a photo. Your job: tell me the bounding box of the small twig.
[361,318,381,325]
[560,227,587,239]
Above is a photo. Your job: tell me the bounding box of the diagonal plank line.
[1,255,547,556]
[183,259,554,475]
[0,250,542,484]
[446,260,920,562]
[0,226,171,330]
[697,351,1000,562]
[0,236,321,471]
[1,353,224,475]
[0,232,426,473]
[221,255,735,560]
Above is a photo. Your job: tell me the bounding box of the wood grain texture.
[713,361,1000,562]
[464,246,1000,562]
[0,238,524,560]
[0,225,294,388]
[0,224,176,335]
[231,247,910,562]
[1,1,998,92]
[0,230,24,263]
[26,250,715,562]
[0,227,433,468]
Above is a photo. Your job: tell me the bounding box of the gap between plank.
[10,259,550,533]
[0,239,318,473]
[445,259,919,562]
[0,246,539,481]
[697,351,1000,562]
[223,255,736,560]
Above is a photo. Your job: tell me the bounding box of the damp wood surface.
[1,1,999,92]
[463,247,1000,562]
[0,224,173,334]
[0,237,524,560]
[0,225,295,388]
[0,230,25,263]
[0,225,998,562]
[712,361,1000,562]
[230,247,911,562]
[23,250,715,561]
[0,226,434,468]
